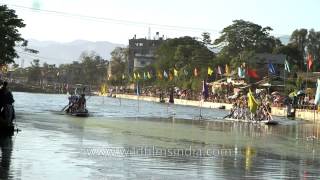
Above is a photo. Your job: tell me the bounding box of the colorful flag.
[217,66,222,75]
[122,74,125,80]
[247,68,259,79]
[284,59,290,73]
[147,72,152,79]
[202,80,209,99]
[133,73,137,80]
[247,89,258,113]
[137,73,141,79]
[136,83,139,96]
[225,64,230,75]
[157,71,163,80]
[194,68,198,77]
[238,67,245,78]
[174,68,178,77]
[163,70,168,78]
[169,73,173,81]
[268,62,276,74]
[307,54,313,70]
[208,67,213,76]
[143,72,147,80]
[315,79,320,105]
[183,69,189,76]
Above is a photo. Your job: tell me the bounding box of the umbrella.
[297,90,305,96]
[289,91,297,98]
[271,91,280,95]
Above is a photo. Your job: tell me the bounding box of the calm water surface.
[1,92,319,179]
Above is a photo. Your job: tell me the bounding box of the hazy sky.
[2,0,320,44]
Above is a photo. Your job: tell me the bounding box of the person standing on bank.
[0,81,15,123]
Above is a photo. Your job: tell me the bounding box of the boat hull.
[224,118,279,125]
[65,109,89,117]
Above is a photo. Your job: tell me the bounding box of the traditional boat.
[63,94,89,117]
[67,109,89,117]
[224,117,279,125]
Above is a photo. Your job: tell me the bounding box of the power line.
[4,3,292,37]
[3,3,221,34]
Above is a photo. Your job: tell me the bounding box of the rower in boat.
[64,94,89,117]
[224,89,278,125]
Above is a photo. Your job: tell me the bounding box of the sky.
[1,0,320,45]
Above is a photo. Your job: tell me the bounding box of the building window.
[140,61,145,65]
[135,43,144,47]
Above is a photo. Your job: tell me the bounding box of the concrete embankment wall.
[116,94,320,122]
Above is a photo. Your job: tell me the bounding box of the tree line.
[2,4,320,93]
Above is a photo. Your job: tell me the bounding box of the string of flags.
[112,56,316,81]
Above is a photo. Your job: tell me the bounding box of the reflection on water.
[0,92,319,179]
[0,136,13,179]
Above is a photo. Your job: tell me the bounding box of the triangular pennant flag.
[238,67,245,78]
[208,67,213,76]
[133,72,137,80]
[136,83,140,96]
[284,59,290,73]
[194,68,198,77]
[137,73,141,79]
[183,69,189,76]
[174,68,178,77]
[169,72,173,81]
[247,89,258,113]
[143,72,147,80]
[225,64,230,75]
[147,72,152,79]
[163,70,168,78]
[307,54,313,70]
[122,74,125,80]
[247,68,259,79]
[202,80,209,99]
[217,66,222,75]
[268,62,276,74]
[157,71,163,80]
[315,79,320,105]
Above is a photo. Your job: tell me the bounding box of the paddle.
[61,104,70,112]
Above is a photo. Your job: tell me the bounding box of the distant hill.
[16,39,125,67]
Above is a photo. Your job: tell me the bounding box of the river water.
[1,92,320,179]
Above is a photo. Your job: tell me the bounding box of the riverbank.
[115,94,320,122]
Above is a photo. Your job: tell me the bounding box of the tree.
[201,32,212,46]
[289,29,308,68]
[153,36,215,92]
[79,51,107,85]
[0,5,35,64]
[214,19,281,58]
[27,59,41,84]
[306,29,320,70]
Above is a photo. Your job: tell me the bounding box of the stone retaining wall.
[116,94,319,122]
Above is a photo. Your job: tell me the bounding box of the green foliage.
[154,36,215,77]
[107,47,128,86]
[27,59,41,84]
[214,19,280,58]
[0,5,31,64]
